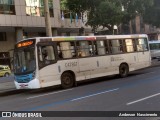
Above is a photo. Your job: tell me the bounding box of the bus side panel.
[57,59,96,82]
[38,59,81,88]
[90,56,114,78]
[78,55,119,80]
[78,57,96,80]
[110,53,138,72]
[57,59,80,80]
[38,64,60,88]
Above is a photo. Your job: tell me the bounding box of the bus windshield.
[14,47,36,74]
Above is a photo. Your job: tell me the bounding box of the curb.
[0,89,27,97]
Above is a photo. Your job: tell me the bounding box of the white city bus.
[13,34,151,89]
[149,40,160,59]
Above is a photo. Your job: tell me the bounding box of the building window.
[0,0,15,15]
[0,32,6,41]
[25,0,54,17]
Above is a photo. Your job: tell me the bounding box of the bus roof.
[105,34,147,39]
[17,34,148,43]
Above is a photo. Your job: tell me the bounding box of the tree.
[64,0,154,34]
[65,0,101,13]
[87,0,124,32]
[143,0,160,27]
[121,0,154,23]
[60,0,67,10]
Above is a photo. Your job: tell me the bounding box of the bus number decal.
[65,62,78,67]
[111,57,124,62]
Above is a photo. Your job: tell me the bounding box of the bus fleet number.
[65,62,78,67]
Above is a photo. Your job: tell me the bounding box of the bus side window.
[144,38,149,51]
[125,39,134,52]
[70,42,76,57]
[77,41,92,57]
[136,38,148,51]
[38,47,43,61]
[110,40,123,54]
[57,45,63,59]
[96,40,106,55]
[42,47,49,60]
[46,46,55,60]
[132,39,137,51]
[38,46,55,64]
[58,41,76,59]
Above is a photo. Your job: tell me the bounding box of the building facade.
[0,0,92,67]
[1,0,159,67]
[119,16,160,40]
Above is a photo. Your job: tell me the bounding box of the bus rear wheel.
[119,64,129,78]
[61,72,74,89]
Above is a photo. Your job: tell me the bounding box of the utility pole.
[44,0,52,37]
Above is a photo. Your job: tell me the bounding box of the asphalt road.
[0,61,160,120]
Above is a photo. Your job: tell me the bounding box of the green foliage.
[65,0,101,12]
[143,0,160,27]
[121,0,154,23]
[63,0,154,33]
[87,0,124,31]
[60,0,67,10]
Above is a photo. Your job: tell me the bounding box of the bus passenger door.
[37,42,59,88]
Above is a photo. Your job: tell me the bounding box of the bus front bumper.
[14,78,40,89]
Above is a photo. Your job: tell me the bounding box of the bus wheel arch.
[61,71,76,89]
[119,63,129,78]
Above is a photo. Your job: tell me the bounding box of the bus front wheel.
[119,64,129,78]
[61,72,74,89]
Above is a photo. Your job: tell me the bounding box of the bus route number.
[65,62,78,67]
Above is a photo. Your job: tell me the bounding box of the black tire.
[61,72,74,89]
[119,64,129,78]
[4,73,9,77]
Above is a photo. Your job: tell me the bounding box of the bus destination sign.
[17,41,34,48]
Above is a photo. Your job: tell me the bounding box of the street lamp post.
[44,0,52,37]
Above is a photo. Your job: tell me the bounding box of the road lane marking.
[127,92,160,105]
[24,88,119,111]
[71,88,119,101]
[27,89,73,99]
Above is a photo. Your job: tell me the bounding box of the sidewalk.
[0,76,17,96]
[0,81,15,92]
[0,80,26,96]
